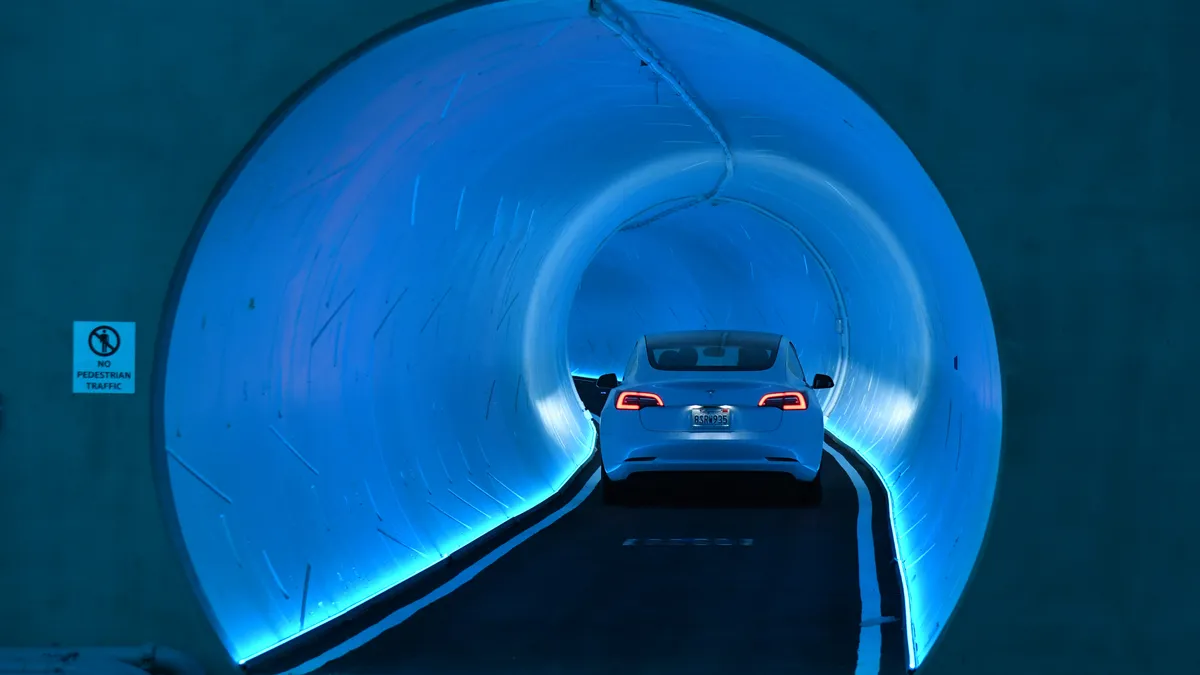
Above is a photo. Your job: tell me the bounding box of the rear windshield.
[645,331,782,371]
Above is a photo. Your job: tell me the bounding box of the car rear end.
[599,331,824,482]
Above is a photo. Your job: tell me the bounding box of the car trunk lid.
[630,378,792,433]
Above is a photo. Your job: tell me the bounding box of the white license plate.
[691,408,730,428]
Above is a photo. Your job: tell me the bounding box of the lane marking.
[285,470,602,675]
[622,537,753,546]
[825,443,882,675]
[287,448,889,675]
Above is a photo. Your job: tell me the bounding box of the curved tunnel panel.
[568,199,846,390]
[158,0,1003,667]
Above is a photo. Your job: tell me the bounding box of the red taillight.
[615,391,664,410]
[758,391,807,410]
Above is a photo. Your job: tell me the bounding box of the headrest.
[738,347,770,368]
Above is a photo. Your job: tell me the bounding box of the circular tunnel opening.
[568,182,850,408]
[154,0,1003,670]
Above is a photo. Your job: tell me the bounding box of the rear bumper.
[601,432,822,482]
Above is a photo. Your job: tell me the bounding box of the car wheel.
[796,471,823,507]
[600,467,624,505]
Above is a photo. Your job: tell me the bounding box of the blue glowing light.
[827,420,919,670]
[234,428,593,664]
[159,0,1001,668]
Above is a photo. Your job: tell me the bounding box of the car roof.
[643,329,784,344]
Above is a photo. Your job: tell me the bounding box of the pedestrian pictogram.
[88,325,121,357]
[73,321,136,395]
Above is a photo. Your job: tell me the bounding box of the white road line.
[287,450,884,675]
[825,443,882,675]
[285,469,602,675]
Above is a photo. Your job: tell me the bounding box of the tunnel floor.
[313,447,908,674]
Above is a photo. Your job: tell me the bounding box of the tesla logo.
[706,389,715,396]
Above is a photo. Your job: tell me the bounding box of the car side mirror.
[811,373,835,390]
[597,373,620,389]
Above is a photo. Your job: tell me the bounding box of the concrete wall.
[1,1,1195,674]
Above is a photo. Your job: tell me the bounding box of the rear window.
[645,331,782,372]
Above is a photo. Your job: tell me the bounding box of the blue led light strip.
[235,432,593,665]
[829,428,918,670]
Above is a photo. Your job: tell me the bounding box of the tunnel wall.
[161,0,1000,664]
[567,206,846,382]
[569,2,1003,663]
[570,152,1004,666]
[161,3,739,662]
[2,2,1195,675]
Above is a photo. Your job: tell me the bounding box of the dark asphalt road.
[316,452,907,675]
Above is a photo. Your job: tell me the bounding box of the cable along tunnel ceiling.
[158,0,1003,668]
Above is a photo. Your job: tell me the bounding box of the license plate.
[692,407,730,428]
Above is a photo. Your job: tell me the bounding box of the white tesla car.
[595,330,834,503]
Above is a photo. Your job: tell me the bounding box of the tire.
[600,467,625,505]
[796,470,823,507]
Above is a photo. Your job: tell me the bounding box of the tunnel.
[154,0,1003,671]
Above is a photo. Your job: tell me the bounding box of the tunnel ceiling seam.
[589,0,732,222]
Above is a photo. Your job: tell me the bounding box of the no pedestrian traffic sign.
[73,321,136,394]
